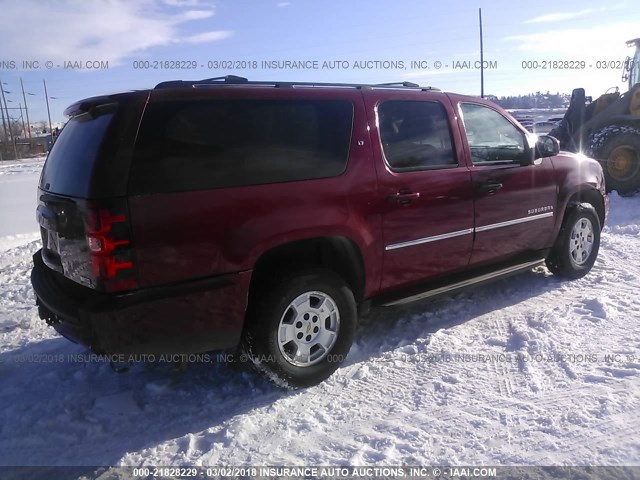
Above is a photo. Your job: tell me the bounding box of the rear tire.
[242,268,357,388]
[546,203,601,279]
[587,125,640,194]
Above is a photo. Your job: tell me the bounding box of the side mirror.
[534,134,560,159]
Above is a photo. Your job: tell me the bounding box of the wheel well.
[249,237,366,304]
[567,189,605,227]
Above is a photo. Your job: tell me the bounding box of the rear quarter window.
[129,99,354,193]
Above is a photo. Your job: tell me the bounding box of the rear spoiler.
[63,96,117,118]
[63,91,149,118]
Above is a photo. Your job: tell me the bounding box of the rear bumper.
[30,250,251,355]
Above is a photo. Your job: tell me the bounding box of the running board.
[379,258,545,307]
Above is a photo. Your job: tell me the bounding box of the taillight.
[84,201,138,292]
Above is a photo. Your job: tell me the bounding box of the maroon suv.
[31,76,607,387]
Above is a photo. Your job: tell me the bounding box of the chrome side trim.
[385,228,474,251]
[475,212,553,232]
[382,259,544,306]
[385,212,554,251]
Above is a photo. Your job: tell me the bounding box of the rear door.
[364,91,474,291]
[37,103,119,287]
[36,93,146,290]
[456,101,557,266]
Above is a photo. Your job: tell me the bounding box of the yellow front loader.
[550,38,640,193]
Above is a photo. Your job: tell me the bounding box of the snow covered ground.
[0,158,44,238]
[0,159,639,469]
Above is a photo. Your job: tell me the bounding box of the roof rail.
[154,76,440,91]
[155,75,248,89]
[375,81,420,87]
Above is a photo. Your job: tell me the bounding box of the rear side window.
[130,99,354,193]
[378,100,457,171]
[40,106,116,197]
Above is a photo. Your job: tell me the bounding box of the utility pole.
[0,90,7,145]
[20,78,31,139]
[19,103,27,138]
[0,80,18,159]
[479,8,485,98]
[0,101,5,161]
[43,79,53,138]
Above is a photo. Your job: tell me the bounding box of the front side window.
[460,103,526,164]
[378,100,457,171]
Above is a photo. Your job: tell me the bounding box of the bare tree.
[0,119,23,142]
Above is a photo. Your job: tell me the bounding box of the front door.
[458,102,558,266]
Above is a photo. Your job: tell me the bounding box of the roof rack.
[154,75,248,89]
[375,81,420,87]
[154,75,440,92]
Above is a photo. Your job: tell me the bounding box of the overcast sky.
[0,0,637,123]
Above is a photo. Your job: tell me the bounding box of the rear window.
[129,99,354,193]
[40,106,116,197]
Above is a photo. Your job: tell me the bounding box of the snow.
[0,157,45,237]
[0,161,639,469]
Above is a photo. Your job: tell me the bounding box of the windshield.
[630,46,640,88]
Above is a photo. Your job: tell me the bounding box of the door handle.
[387,190,420,206]
[476,182,503,194]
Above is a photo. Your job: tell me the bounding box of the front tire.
[546,203,601,279]
[242,268,357,388]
